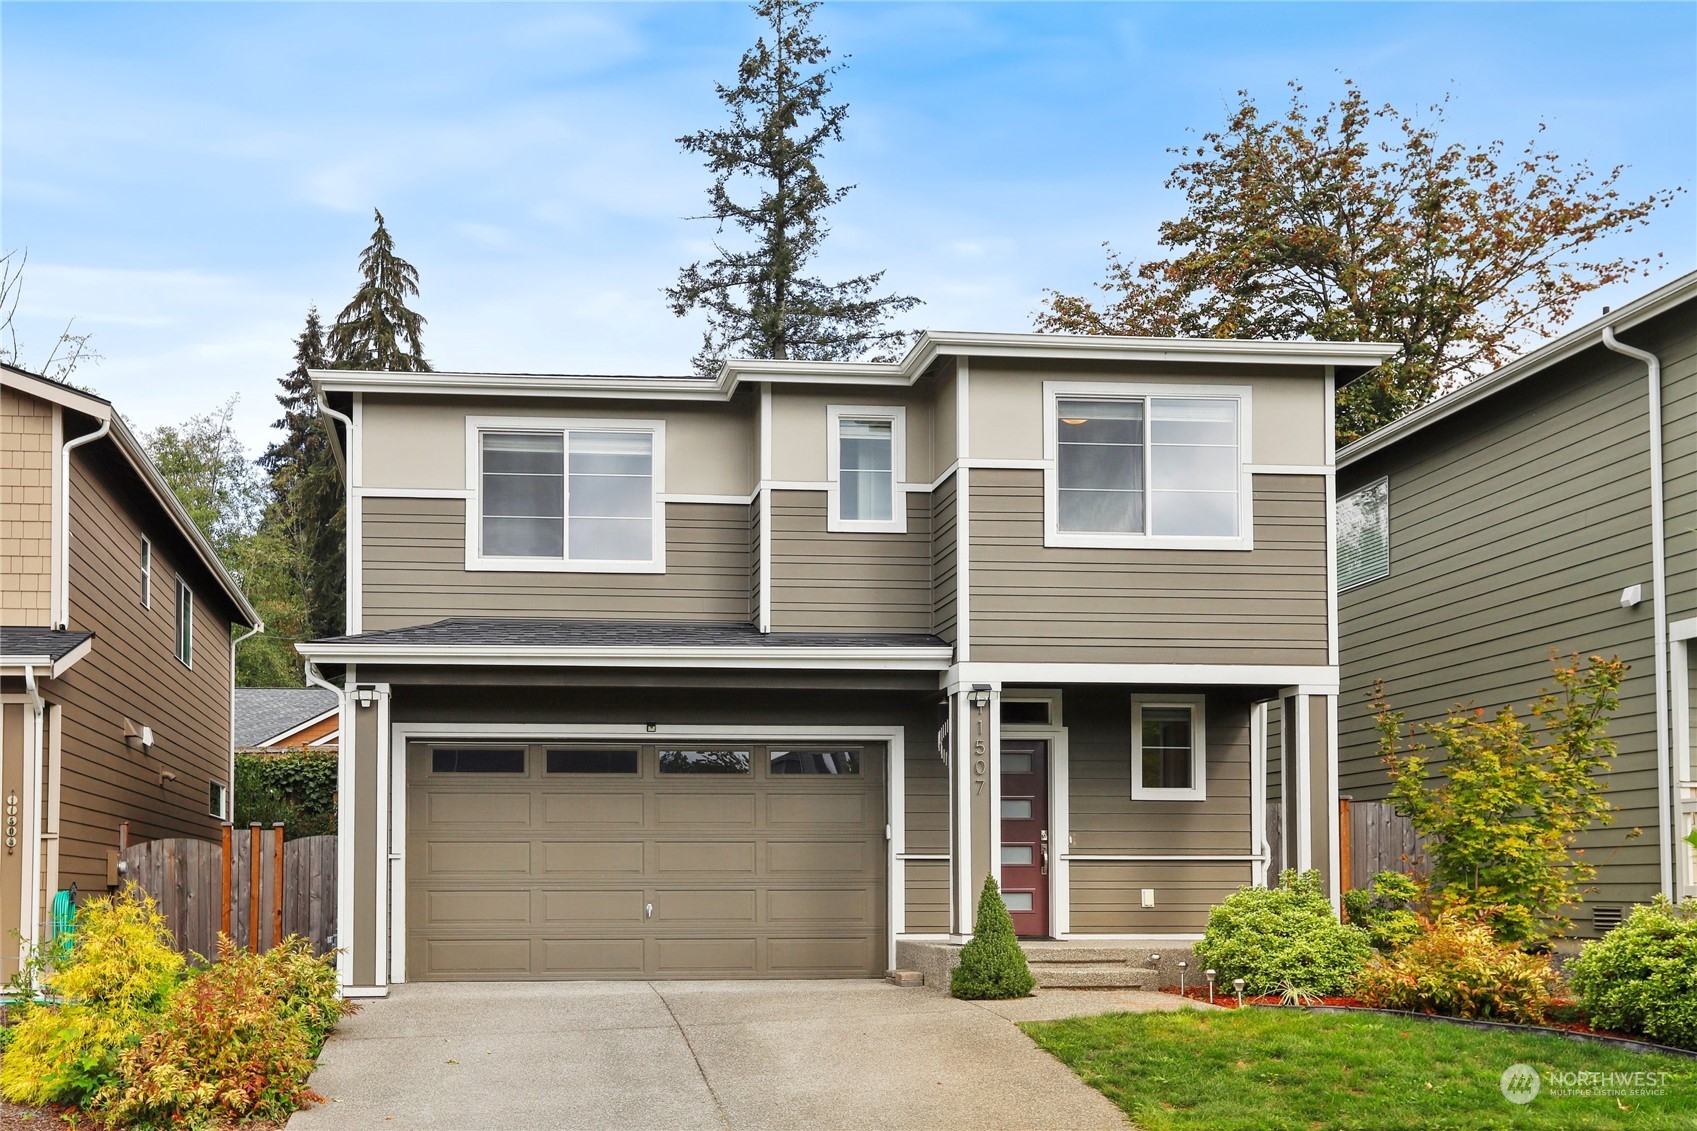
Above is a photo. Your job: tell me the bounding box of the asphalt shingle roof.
[310,617,948,650]
[0,627,95,664]
[234,687,340,747]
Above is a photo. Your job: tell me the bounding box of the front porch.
[896,937,1199,992]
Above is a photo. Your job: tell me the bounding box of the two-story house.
[298,332,1395,994]
[1337,271,1697,932]
[1,363,260,978]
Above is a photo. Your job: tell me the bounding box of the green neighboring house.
[1336,270,1697,934]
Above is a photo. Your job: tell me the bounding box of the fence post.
[272,822,285,949]
[248,823,261,953]
[220,824,232,942]
[1339,797,1353,898]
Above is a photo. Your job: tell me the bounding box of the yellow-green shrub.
[1353,906,1556,1023]
[0,886,183,1105]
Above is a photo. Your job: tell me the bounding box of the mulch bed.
[0,1100,77,1130]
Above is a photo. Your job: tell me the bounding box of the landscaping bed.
[1022,1007,1697,1130]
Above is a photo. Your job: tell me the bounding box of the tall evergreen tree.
[667,0,919,375]
[329,210,432,372]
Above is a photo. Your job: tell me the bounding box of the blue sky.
[4,1,1694,453]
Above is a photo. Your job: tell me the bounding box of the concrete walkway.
[287,981,1171,1130]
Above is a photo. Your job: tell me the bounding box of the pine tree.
[329,210,432,372]
[667,0,919,375]
[950,876,1036,1000]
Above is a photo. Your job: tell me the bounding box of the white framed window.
[1043,382,1252,550]
[827,405,906,533]
[465,416,666,573]
[1338,477,1389,591]
[174,577,193,668]
[209,780,229,821]
[1131,694,1206,801]
[140,536,152,608]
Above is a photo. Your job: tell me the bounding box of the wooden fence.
[1264,800,1427,891]
[118,828,336,958]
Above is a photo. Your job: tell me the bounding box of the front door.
[999,739,1049,937]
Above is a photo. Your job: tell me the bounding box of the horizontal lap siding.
[50,459,230,897]
[1070,862,1247,933]
[904,861,949,933]
[769,490,934,634]
[361,497,751,629]
[1339,316,1697,911]
[968,470,1328,664]
[931,475,957,643]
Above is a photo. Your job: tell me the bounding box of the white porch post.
[949,680,997,939]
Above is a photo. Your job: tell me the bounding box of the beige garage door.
[406,741,886,979]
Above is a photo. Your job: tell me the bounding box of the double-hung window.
[469,417,665,572]
[827,405,906,533]
[1045,384,1250,549]
[1131,695,1206,801]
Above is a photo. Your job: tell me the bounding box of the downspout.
[1601,326,1675,898]
[21,667,45,964]
[315,387,352,479]
[228,622,264,817]
[58,417,112,630]
[316,388,355,635]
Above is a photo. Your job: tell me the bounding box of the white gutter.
[57,417,111,629]
[1601,326,1676,898]
[228,621,264,814]
[20,667,45,966]
[294,642,955,670]
[316,387,353,479]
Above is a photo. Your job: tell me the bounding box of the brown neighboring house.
[1,364,260,978]
[298,331,1397,993]
[234,687,340,754]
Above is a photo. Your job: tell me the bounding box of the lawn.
[1021,1007,1697,1130]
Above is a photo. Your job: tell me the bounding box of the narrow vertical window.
[175,577,193,667]
[209,780,228,820]
[1338,478,1390,590]
[139,537,152,608]
[828,406,905,532]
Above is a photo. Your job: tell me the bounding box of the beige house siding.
[1338,320,1691,913]
[904,726,949,932]
[748,498,762,625]
[361,497,751,629]
[768,490,934,634]
[931,474,957,643]
[47,454,232,898]
[969,470,1329,664]
[769,387,935,485]
[2,385,54,625]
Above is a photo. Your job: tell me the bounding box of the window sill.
[1045,531,1252,552]
[826,515,909,535]
[1131,787,1208,802]
[464,556,667,575]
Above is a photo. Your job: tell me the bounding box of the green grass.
[1020,1007,1697,1130]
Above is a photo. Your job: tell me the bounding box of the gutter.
[1601,326,1676,899]
[228,621,264,816]
[57,417,111,629]
[293,642,956,670]
[315,387,352,479]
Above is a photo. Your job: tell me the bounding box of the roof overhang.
[1338,269,1697,467]
[296,641,956,671]
[250,706,342,749]
[310,332,1400,403]
[0,635,94,679]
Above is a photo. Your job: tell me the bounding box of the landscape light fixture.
[1177,960,1188,995]
[1205,969,1216,1004]
[1233,978,1246,1007]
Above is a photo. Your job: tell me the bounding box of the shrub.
[91,936,345,1128]
[1353,906,1555,1023]
[1341,871,1423,951]
[1566,896,1697,1050]
[951,876,1035,1000]
[235,749,338,838]
[0,886,183,1106]
[1194,870,1371,995]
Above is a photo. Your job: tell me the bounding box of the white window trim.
[826,404,907,534]
[175,576,193,669]
[210,779,229,820]
[1131,693,1207,801]
[463,415,667,574]
[140,536,151,608]
[1042,380,1254,551]
[1337,475,1390,592]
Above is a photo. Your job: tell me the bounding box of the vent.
[1592,906,1624,933]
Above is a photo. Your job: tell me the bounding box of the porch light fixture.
[352,688,378,708]
[968,683,993,708]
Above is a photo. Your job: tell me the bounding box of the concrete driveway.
[286,981,1159,1130]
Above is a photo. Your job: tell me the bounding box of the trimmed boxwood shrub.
[951,877,1035,1000]
[1194,870,1372,995]
[1567,896,1697,1049]
[1353,906,1555,1023]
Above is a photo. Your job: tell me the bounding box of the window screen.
[432,748,526,773]
[1338,478,1390,591]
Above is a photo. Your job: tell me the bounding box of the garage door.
[406,741,886,979]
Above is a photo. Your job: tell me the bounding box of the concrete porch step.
[1019,945,1142,964]
[1027,961,1156,989]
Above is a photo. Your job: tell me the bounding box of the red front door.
[999,739,1049,937]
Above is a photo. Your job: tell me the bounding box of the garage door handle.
[646,903,653,918]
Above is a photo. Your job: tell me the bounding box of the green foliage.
[142,397,266,560]
[1375,654,1626,944]
[1567,896,1697,1050]
[1194,870,1371,996]
[0,887,184,1106]
[91,936,346,1128]
[234,750,338,839]
[950,876,1035,1000]
[667,0,919,375]
[1353,907,1556,1024]
[1340,871,1423,951]
[329,210,431,373]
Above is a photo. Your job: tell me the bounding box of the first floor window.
[478,426,657,565]
[1338,477,1390,590]
[1131,697,1206,800]
[174,577,193,667]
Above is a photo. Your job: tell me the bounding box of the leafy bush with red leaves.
[1353,906,1556,1024]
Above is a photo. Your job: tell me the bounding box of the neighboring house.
[235,687,340,754]
[0,364,261,978]
[1337,271,1697,933]
[297,331,1396,994]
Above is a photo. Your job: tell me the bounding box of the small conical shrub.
[950,876,1036,999]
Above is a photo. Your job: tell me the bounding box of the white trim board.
[947,663,1337,690]
[298,643,953,670]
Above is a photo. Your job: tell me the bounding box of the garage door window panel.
[547,747,640,774]
[432,748,527,774]
[769,748,862,775]
[659,748,752,774]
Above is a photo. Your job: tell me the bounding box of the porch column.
[950,682,998,938]
[1283,689,1340,909]
[340,678,391,995]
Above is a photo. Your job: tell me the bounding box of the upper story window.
[1338,477,1389,591]
[827,405,906,533]
[467,417,665,573]
[174,576,193,668]
[140,536,152,608]
[1044,382,1251,550]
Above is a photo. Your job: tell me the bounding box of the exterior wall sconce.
[967,683,992,708]
[352,688,378,708]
